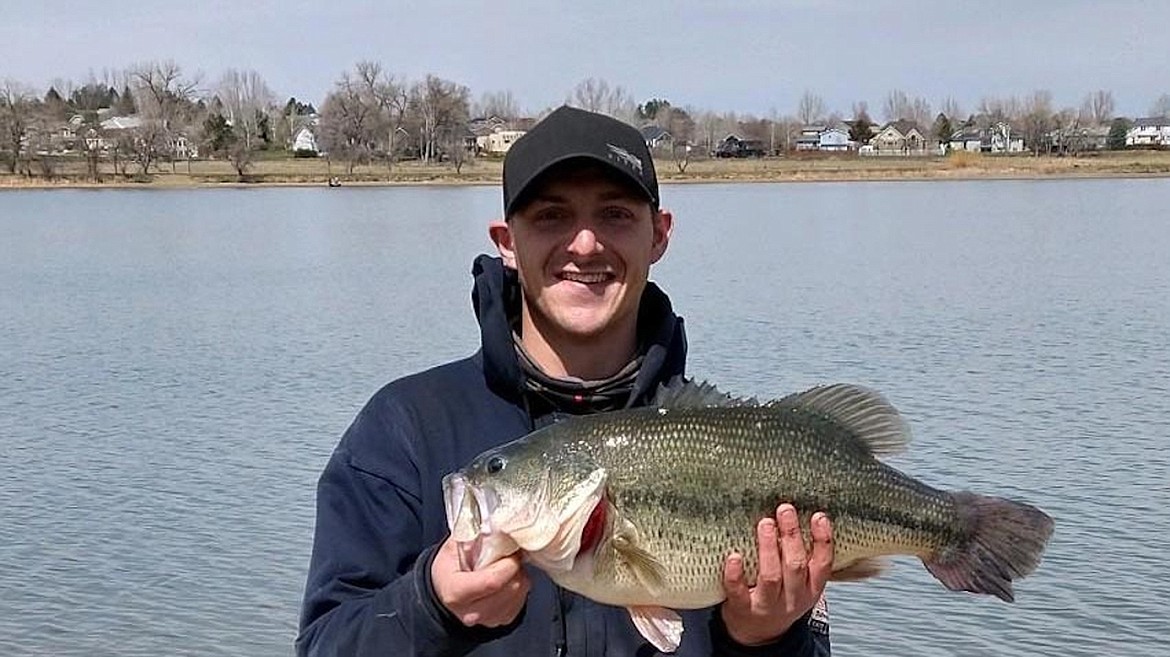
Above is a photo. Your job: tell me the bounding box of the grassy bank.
[4,150,1170,190]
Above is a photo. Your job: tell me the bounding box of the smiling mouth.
[559,271,614,284]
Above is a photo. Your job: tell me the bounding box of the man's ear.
[650,209,673,264]
[489,220,517,269]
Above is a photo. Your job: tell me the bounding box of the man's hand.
[431,536,530,627]
[720,504,833,646]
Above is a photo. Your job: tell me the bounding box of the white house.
[478,129,526,155]
[818,126,851,151]
[1126,117,1170,146]
[293,127,319,153]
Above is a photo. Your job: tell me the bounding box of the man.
[297,106,833,656]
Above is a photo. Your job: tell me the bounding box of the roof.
[1132,116,1170,128]
[639,125,671,141]
[884,119,923,136]
[99,116,143,131]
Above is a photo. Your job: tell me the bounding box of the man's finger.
[808,512,834,592]
[776,504,809,573]
[721,552,750,606]
[448,554,525,604]
[754,516,783,598]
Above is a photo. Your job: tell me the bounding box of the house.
[1048,124,1111,152]
[947,122,1024,153]
[818,126,851,151]
[870,120,927,155]
[639,124,672,150]
[480,130,525,155]
[714,134,766,158]
[293,127,319,153]
[468,115,528,155]
[795,125,824,151]
[1126,117,1170,146]
[948,127,985,152]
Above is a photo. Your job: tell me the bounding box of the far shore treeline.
[2,60,1170,184]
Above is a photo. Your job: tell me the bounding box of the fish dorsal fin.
[628,605,684,653]
[772,384,911,456]
[652,378,758,409]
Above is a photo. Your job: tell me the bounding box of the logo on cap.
[606,143,643,176]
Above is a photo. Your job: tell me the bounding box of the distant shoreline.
[4,151,1170,191]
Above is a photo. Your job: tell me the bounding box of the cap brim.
[505,153,657,216]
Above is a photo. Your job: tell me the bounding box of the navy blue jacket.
[297,256,831,656]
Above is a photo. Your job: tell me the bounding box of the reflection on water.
[2,179,1168,656]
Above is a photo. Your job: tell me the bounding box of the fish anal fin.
[628,605,684,653]
[612,532,668,595]
[830,557,891,581]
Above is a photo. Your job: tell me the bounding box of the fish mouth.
[442,472,501,571]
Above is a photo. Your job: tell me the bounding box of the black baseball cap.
[503,105,659,217]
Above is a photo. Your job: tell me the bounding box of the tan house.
[869,120,928,155]
[479,130,525,155]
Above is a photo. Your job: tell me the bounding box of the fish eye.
[486,455,506,474]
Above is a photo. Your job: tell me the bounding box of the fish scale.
[566,406,959,607]
[444,381,1054,652]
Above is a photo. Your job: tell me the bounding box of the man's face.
[491,163,672,346]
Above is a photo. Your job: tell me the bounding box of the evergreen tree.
[1107,117,1132,150]
[849,109,874,143]
[44,87,69,119]
[637,98,671,122]
[203,112,236,156]
[932,112,954,146]
[115,85,137,115]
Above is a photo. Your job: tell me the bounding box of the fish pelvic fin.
[772,383,911,456]
[830,557,891,581]
[628,605,684,653]
[925,492,1055,602]
[610,526,668,595]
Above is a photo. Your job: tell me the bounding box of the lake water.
[2,179,1168,656]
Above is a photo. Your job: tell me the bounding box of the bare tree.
[796,91,825,125]
[1150,94,1170,118]
[318,73,378,174]
[0,80,36,174]
[978,95,1022,125]
[939,97,964,123]
[408,75,470,166]
[567,78,635,122]
[474,90,520,119]
[883,89,932,127]
[127,120,169,175]
[1021,90,1055,154]
[355,61,409,171]
[130,61,200,172]
[1079,90,1115,126]
[218,69,274,150]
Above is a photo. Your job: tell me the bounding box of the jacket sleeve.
[709,609,831,657]
[295,398,517,657]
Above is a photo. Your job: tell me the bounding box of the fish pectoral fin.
[612,532,668,594]
[830,557,891,581]
[628,605,684,653]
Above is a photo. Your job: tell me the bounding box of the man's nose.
[566,225,601,254]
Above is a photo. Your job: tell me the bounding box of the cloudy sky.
[3,0,1167,118]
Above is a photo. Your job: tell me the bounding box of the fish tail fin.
[924,492,1055,602]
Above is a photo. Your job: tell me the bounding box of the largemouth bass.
[442,381,1055,652]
